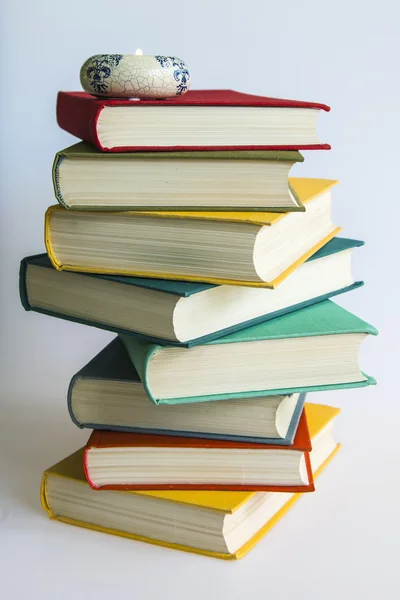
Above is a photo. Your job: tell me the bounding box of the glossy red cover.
[57,90,331,152]
[83,410,314,492]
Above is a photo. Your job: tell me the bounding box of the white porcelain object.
[80,54,191,99]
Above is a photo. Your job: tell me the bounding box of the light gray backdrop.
[0,0,396,598]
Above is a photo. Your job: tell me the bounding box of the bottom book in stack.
[41,403,339,559]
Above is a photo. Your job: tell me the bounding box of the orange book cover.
[83,409,313,493]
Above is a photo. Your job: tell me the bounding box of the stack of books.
[20,89,377,560]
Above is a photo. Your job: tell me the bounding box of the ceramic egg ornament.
[80,51,191,99]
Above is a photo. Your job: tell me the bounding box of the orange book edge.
[83,409,314,493]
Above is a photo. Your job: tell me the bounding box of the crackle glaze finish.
[80,54,191,99]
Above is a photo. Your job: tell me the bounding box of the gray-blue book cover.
[68,337,306,445]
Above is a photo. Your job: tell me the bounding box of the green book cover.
[120,300,377,405]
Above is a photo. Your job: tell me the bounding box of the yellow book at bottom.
[41,403,341,559]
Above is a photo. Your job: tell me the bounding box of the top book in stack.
[56,89,330,153]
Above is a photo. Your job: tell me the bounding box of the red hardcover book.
[57,89,330,152]
[83,409,314,492]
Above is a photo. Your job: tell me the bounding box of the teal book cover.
[19,237,364,347]
[120,300,378,405]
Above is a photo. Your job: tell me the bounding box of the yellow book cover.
[44,177,341,288]
[41,403,341,559]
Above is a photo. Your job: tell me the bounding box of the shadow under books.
[0,401,87,517]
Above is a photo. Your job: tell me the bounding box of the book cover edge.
[25,280,366,347]
[20,237,364,297]
[68,388,306,445]
[42,223,342,287]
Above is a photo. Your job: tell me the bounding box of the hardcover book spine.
[52,153,69,208]
[67,374,85,429]
[119,335,159,403]
[83,438,100,490]
[18,257,32,311]
[44,207,63,271]
[56,92,103,149]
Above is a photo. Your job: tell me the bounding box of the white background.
[0,1,398,598]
